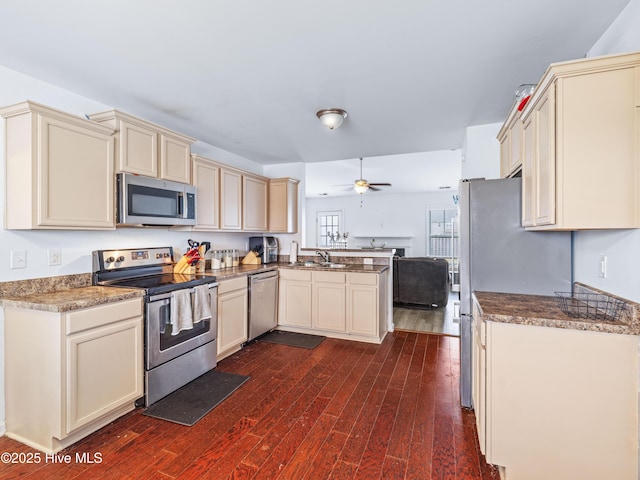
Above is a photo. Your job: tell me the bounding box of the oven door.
[146,284,217,369]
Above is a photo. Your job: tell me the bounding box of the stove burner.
[102,273,217,296]
[92,247,217,295]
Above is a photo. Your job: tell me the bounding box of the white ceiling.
[0,0,631,195]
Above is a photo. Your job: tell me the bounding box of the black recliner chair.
[393,257,450,308]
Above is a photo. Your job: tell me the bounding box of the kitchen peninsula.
[472,285,639,480]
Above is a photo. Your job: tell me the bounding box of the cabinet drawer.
[313,271,346,284]
[66,298,142,334]
[279,269,312,282]
[348,273,378,286]
[218,276,247,294]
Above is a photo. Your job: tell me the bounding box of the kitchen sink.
[289,261,347,268]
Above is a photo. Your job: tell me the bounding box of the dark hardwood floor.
[0,332,498,479]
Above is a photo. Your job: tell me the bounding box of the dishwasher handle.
[250,271,278,284]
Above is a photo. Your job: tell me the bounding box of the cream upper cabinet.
[520,52,640,230]
[220,166,243,230]
[243,173,268,231]
[269,177,299,233]
[191,154,220,230]
[217,277,248,361]
[497,103,523,178]
[89,109,195,184]
[0,101,115,230]
[4,298,143,453]
[189,155,271,232]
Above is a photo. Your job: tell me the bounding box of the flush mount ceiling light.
[316,108,348,130]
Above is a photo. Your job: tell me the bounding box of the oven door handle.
[148,283,218,302]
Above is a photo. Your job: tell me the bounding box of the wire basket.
[555,292,627,321]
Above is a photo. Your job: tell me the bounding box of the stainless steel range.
[92,247,218,406]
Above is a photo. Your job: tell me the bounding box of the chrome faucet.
[316,250,331,263]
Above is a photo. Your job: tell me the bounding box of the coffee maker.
[248,236,279,264]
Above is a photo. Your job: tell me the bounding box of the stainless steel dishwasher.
[248,270,279,341]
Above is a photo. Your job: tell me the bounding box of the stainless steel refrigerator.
[458,177,572,408]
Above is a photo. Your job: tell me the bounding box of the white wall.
[461,122,502,180]
[305,191,458,256]
[573,0,640,302]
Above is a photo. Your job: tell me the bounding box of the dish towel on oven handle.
[192,284,212,323]
[170,289,193,335]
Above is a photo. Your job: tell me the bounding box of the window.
[428,208,459,258]
[316,210,343,247]
[428,207,460,290]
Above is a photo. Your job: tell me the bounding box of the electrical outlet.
[10,250,27,269]
[48,249,61,266]
[599,255,607,278]
[363,258,373,265]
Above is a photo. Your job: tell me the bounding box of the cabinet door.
[313,282,346,332]
[118,119,158,177]
[508,118,523,173]
[220,168,242,230]
[160,133,191,183]
[278,279,312,327]
[65,316,143,434]
[38,114,115,228]
[347,285,378,337]
[521,116,535,227]
[471,301,486,456]
[499,134,509,178]
[533,85,556,226]
[218,288,248,356]
[269,178,299,233]
[243,174,268,231]
[192,157,220,229]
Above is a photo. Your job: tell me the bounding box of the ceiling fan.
[352,157,392,194]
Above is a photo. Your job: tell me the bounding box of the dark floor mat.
[259,330,326,349]
[143,370,249,426]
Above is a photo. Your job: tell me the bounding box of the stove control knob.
[106,256,115,263]
[164,253,171,258]
[117,256,125,262]
[156,253,162,259]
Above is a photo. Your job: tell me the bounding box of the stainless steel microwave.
[116,173,196,226]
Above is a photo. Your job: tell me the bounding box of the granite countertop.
[278,263,388,274]
[0,261,388,313]
[1,286,143,313]
[473,288,640,336]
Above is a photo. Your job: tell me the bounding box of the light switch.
[10,250,27,269]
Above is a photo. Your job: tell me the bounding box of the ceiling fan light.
[316,108,348,129]
[354,179,369,194]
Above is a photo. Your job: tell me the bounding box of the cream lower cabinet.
[4,298,143,453]
[474,305,638,479]
[0,101,115,229]
[217,277,249,360]
[312,271,346,332]
[278,269,387,343]
[278,269,313,328]
[520,51,640,230]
